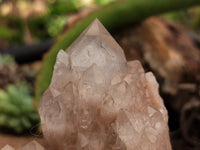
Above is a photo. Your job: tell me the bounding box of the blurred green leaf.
[164,6,200,32]
[47,15,67,37]
[0,54,15,66]
[0,83,39,134]
[48,0,79,15]
[95,0,116,6]
[0,25,16,39]
[0,16,24,45]
[28,15,50,40]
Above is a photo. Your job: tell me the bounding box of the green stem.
[35,0,200,103]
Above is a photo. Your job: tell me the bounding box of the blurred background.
[0,0,200,149]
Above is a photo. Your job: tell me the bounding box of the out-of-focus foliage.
[0,24,15,39]
[48,0,79,15]
[0,54,18,89]
[34,0,116,38]
[0,83,39,134]
[27,15,49,41]
[164,6,200,32]
[0,0,115,46]
[47,15,67,37]
[0,17,24,46]
[95,0,116,5]
[1,0,199,46]
[0,54,15,65]
[0,54,39,133]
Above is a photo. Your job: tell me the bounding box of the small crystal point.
[19,141,45,150]
[1,145,15,150]
[39,18,172,150]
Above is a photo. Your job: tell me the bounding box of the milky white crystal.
[38,18,172,150]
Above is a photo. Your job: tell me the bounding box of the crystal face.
[38,18,172,150]
[19,141,45,150]
[1,145,15,150]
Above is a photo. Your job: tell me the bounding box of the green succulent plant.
[0,54,15,66]
[0,83,39,133]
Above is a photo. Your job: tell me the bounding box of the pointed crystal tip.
[1,145,15,150]
[67,18,126,71]
[83,18,111,36]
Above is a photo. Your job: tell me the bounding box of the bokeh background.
[0,0,200,149]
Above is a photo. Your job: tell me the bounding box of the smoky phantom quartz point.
[38,18,172,150]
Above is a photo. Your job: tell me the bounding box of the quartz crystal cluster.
[38,19,172,150]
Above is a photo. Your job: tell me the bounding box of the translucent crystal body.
[38,19,172,150]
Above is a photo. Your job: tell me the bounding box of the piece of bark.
[180,98,200,147]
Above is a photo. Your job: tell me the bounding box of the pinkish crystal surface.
[38,19,172,150]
